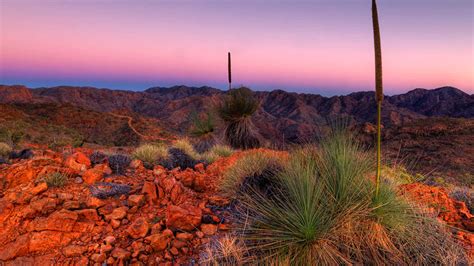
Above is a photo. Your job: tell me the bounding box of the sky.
[0,0,473,96]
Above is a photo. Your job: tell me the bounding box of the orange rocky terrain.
[0,148,472,264]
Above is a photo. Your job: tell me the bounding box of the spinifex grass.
[230,130,467,264]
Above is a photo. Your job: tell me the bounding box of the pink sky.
[0,0,473,95]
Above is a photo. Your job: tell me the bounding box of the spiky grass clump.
[190,111,215,138]
[0,142,12,158]
[233,131,467,264]
[108,154,131,175]
[221,151,284,197]
[200,235,250,265]
[201,144,234,163]
[217,87,261,149]
[89,151,108,166]
[132,144,168,166]
[41,172,68,188]
[172,138,200,160]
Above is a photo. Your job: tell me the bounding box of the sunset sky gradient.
[1,0,473,95]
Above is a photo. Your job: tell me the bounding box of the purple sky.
[0,0,473,95]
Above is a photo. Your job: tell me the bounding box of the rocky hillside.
[1,85,473,143]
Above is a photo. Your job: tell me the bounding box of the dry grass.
[132,144,168,166]
[172,138,200,159]
[0,142,12,158]
[220,151,285,197]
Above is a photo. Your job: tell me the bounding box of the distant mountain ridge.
[0,84,473,143]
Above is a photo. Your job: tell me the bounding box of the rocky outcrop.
[0,148,232,264]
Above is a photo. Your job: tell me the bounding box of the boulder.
[166,205,202,231]
[127,217,150,239]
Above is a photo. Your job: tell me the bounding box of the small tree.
[217,87,261,149]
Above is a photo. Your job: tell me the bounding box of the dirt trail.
[109,113,168,141]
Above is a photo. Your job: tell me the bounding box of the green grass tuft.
[132,144,168,166]
[0,142,12,158]
[41,172,68,188]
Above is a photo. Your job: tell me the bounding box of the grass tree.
[217,87,261,149]
[372,0,383,197]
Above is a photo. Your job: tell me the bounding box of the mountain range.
[0,84,473,143]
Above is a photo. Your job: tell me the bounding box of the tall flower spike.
[372,0,383,102]
[372,0,383,197]
[228,52,232,90]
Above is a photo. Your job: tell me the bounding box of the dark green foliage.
[90,151,108,166]
[190,111,215,138]
[108,154,131,175]
[217,87,261,149]
[89,182,131,199]
[9,149,34,160]
[161,148,203,170]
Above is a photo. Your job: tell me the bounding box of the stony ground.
[0,148,472,265]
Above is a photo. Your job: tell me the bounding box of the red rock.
[142,182,158,204]
[110,219,121,229]
[93,163,112,175]
[170,246,179,256]
[130,159,143,169]
[105,207,128,221]
[166,205,202,231]
[30,198,57,213]
[65,152,90,172]
[86,196,106,208]
[90,253,106,263]
[127,217,150,239]
[63,200,80,210]
[105,235,116,245]
[82,169,104,184]
[28,209,78,232]
[63,245,87,257]
[75,209,100,221]
[193,174,208,192]
[30,182,48,196]
[194,163,205,173]
[200,224,217,235]
[170,184,184,205]
[464,218,474,231]
[128,194,145,207]
[145,233,171,251]
[176,232,193,241]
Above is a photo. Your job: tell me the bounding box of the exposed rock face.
[0,147,233,264]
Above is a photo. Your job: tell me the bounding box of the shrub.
[190,111,215,138]
[172,138,199,159]
[450,187,474,213]
[89,182,131,199]
[231,131,467,264]
[132,144,168,167]
[41,172,68,188]
[9,149,34,160]
[108,154,131,175]
[220,151,284,197]
[0,142,12,158]
[90,151,108,166]
[201,145,234,164]
[217,87,261,149]
[163,147,201,170]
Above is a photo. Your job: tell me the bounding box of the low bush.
[0,142,12,158]
[230,130,467,264]
[41,172,68,188]
[201,145,234,163]
[89,151,108,166]
[108,154,131,175]
[132,144,168,167]
[220,151,284,197]
[163,147,201,170]
[172,138,199,160]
